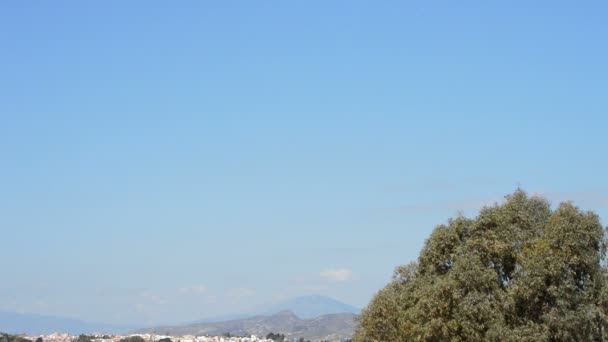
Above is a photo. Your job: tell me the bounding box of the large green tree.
[0,334,31,342]
[355,190,608,341]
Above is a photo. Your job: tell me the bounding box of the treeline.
[264,333,314,342]
[118,337,145,342]
[76,335,112,342]
[264,333,285,342]
[0,334,118,342]
[0,333,40,342]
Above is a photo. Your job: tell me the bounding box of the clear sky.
[1,1,607,326]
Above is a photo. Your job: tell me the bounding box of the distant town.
[2,334,267,342]
[0,296,358,342]
[0,333,352,342]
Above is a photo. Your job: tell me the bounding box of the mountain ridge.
[187,294,359,324]
[135,310,357,341]
[0,295,360,340]
[260,295,359,319]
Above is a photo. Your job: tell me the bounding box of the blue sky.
[1,1,607,326]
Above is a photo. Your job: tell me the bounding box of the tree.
[265,333,285,342]
[119,337,145,342]
[76,335,93,342]
[355,190,608,341]
[0,334,31,342]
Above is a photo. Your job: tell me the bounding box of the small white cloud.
[178,285,208,295]
[140,290,168,305]
[320,268,354,282]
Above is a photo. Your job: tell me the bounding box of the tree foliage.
[119,337,145,342]
[0,334,31,342]
[265,333,285,342]
[76,335,94,342]
[355,190,608,341]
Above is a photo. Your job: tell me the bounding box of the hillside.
[261,295,359,319]
[136,311,356,341]
[188,294,359,325]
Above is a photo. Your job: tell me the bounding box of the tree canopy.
[0,333,31,342]
[265,333,285,342]
[119,337,145,342]
[355,190,608,341]
[76,335,93,342]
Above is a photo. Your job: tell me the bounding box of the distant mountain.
[189,295,360,325]
[0,295,359,339]
[0,311,135,335]
[184,313,255,325]
[261,295,360,319]
[136,311,357,342]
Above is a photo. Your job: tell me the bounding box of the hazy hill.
[136,311,356,341]
[261,295,360,319]
[190,295,360,324]
[0,311,134,335]
[0,295,359,339]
